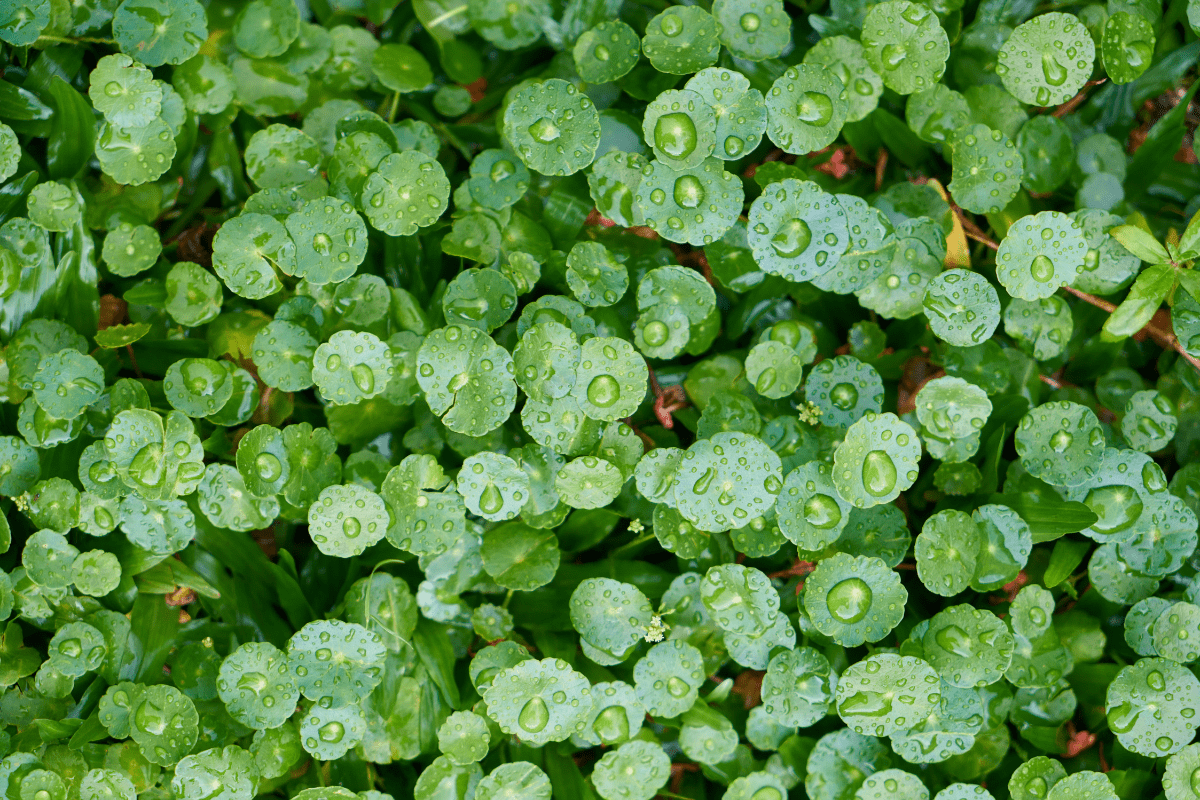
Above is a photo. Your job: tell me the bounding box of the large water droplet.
[528,118,560,144]
[518,696,550,733]
[666,676,690,697]
[771,218,812,259]
[739,12,760,31]
[586,375,621,408]
[318,721,345,742]
[256,453,282,482]
[351,364,375,393]
[134,700,167,736]
[654,112,698,160]
[1049,430,1072,453]
[862,450,897,497]
[1041,53,1068,86]
[693,467,716,495]
[749,788,782,800]
[880,43,907,68]
[593,706,629,744]
[1084,485,1142,533]
[643,320,669,347]
[673,175,705,209]
[312,232,333,256]
[342,517,361,538]
[490,159,515,183]
[803,494,842,529]
[830,382,858,410]
[796,92,833,126]
[827,578,872,623]
[933,623,973,657]
[1030,254,1055,282]
[479,482,504,515]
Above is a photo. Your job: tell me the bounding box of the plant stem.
[36,35,116,45]
[611,533,656,557]
[426,3,467,27]
[1061,284,1116,313]
[1061,285,1200,373]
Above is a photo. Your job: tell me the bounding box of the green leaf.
[1109,224,1170,264]
[1103,263,1173,340]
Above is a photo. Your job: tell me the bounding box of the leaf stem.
[35,35,116,45]
[611,532,656,557]
[387,92,401,124]
[1061,285,1200,373]
[1060,284,1116,313]
[950,204,999,250]
[426,3,467,27]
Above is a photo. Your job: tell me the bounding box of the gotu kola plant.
[2,0,1200,798]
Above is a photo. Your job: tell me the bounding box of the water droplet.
[666,676,690,697]
[749,788,782,800]
[723,135,744,157]
[796,92,833,126]
[326,353,342,371]
[643,320,670,347]
[881,43,907,68]
[831,382,858,410]
[654,112,698,160]
[693,467,716,495]
[342,517,361,538]
[319,721,345,742]
[518,697,550,733]
[528,117,560,144]
[1041,53,1068,86]
[255,453,282,482]
[94,506,114,529]
[771,218,812,258]
[351,364,375,393]
[739,12,760,31]
[827,578,872,623]
[593,706,629,743]
[479,482,504,515]
[593,44,610,61]
[490,159,515,183]
[134,700,167,736]
[673,175,705,209]
[1083,485,1142,533]
[1030,254,1055,282]
[862,450,897,497]
[312,233,332,256]
[586,374,621,408]
[803,494,842,529]
[659,13,683,35]
[934,623,973,657]
[58,638,82,658]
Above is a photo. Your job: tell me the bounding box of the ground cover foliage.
[3,0,1200,797]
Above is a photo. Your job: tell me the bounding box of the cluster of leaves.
[3,0,1200,797]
